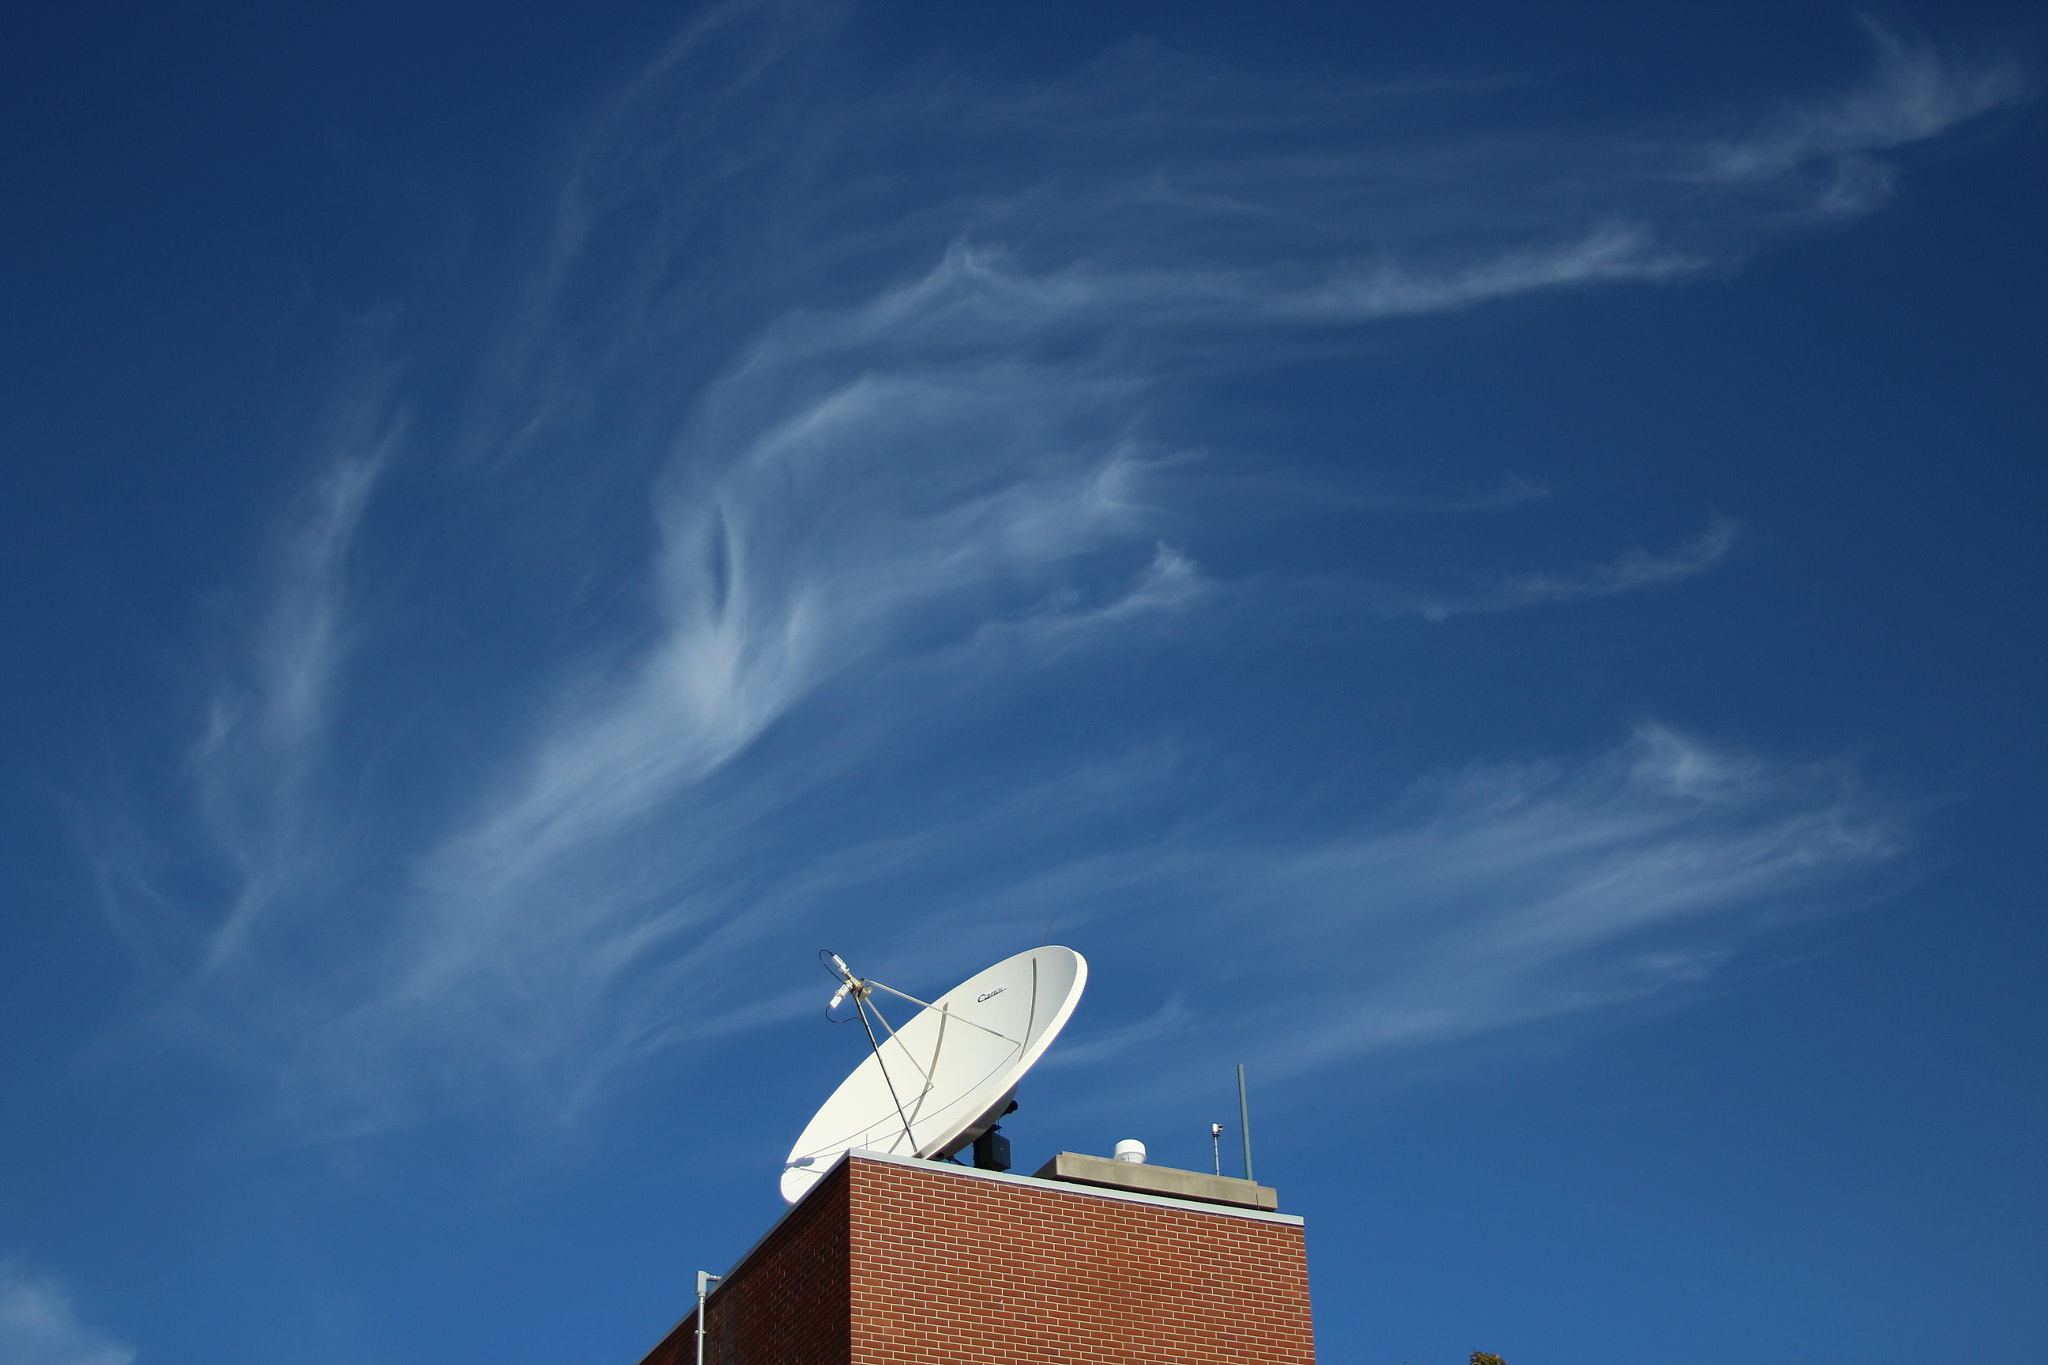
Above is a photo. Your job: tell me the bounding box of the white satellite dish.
[780,945,1087,1204]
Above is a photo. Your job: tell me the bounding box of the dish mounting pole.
[855,993,919,1154]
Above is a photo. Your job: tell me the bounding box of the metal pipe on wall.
[695,1270,721,1365]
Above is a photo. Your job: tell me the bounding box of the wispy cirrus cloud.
[990,723,1903,1118]
[1704,17,2030,212]
[194,434,390,973]
[1233,723,1898,1075]
[0,1261,134,1365]
[90,5,2006,1147]
[1367,516,1741,620]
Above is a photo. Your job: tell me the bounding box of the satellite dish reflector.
[780,946,1086,1204]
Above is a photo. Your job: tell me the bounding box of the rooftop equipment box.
[637,1149,1316,1365]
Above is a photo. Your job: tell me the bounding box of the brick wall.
[638,1159,851,1365]
[637,1153,1315,1365]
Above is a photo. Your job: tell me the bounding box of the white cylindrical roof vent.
[1114,1138,1146,1164]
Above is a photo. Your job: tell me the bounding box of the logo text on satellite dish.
[977,986,1007,1002]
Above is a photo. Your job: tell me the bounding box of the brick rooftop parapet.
[636,1150,1315,1365]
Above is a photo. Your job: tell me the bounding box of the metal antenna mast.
[1237,1063,1255,1184]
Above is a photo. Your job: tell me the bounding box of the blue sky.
[3,3,2045,1362]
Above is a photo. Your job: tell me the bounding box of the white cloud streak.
[1371,516,1741,620]
[1704,18,2030,213]
[0,1262,135,1365]
[191,427,390,976]
[1239,724,1899,1073]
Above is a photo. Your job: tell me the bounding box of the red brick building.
[635,1149,1316,1364]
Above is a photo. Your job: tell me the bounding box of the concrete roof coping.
[845,1148,1303,1226]
[1032,1151,1279,1211]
